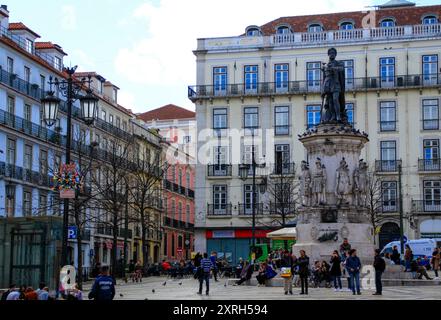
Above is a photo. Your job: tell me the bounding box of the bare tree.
[91,138,134,276]
[364,170,386,245]
[128,147,167,271]
[265,166,300,228]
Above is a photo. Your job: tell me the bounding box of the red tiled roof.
[137,104,196,122]
[8,22,40,38]
[258,5,441,35]
[35,42,67,55]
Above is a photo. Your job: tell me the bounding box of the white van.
[381,239,437,259]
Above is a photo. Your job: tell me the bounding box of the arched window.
[380,18,395,28]
[276,26,291,34]
[308,23,323,32]
[340,21,354,30]
[423,15,438,25]
[246,26,260,36]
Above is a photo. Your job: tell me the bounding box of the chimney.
[0,5,9,29]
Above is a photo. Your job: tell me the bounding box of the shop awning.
[266,227,297,240]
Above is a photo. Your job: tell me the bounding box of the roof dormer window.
[380,18,395,28]
[308,24,323,32]
[423,15,438,25]
[276,26,291,34]
[340,21,354,30]
[25,38,33,53]
[245,26,261,36]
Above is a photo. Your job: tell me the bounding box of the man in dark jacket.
[373,249,386,295]
[88,266,116,301]
[297,250,310,295]
[346,249,362,295]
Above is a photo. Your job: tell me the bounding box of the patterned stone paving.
[82,276,441,300]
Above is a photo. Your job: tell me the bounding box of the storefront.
[420,219,441,239]
[206,229,272,264]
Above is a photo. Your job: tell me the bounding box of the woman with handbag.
[280,250,294,295]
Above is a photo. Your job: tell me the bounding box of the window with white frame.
[422,99,439,130]
[275,106,289,135]
[275,64,289,92]
[307,62,321,90]
[380,101,396,131]
[213,67,227,94]
[212,185,228,213]
[244,65,258,92]
[306,105,321,128]
[243,107,259,130]
[382,181,397,212]
[422,55,438,85]
[213,108,228,130]
[423,15,438,24]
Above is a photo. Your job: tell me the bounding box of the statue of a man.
[353,160,368,206]
[300,161,312,207]
[321,48,347,124]
[312,158,327,205]
[335,157,351,205]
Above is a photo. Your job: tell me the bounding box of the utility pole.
[398,162,404,256]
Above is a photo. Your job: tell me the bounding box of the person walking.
[346,249,362,295]
[431,247,440,279]
[391,245,401,265]
[404,245,413,272]
[373,249,386,295]
[88,266,116,301]
[197,253,212,296]
[210,252,219,282]
[330,250,342,292]
[297,250,310,295]
[280,250,294,295]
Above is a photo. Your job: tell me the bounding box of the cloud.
[114,0,372,88]
[118,90,136,111]
[73,49,96,72]
[61,5,77,31]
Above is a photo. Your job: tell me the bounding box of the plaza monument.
[294,48,375,261]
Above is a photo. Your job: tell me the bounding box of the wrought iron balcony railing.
[271,162,296,175]
[375,160,402,173]
[207,164,232,177]
[0,161,52,188]
[418,159,441,172]
[207,203,232,216]
[238,203,264,216]
[188,74,441,101]
[412,200,441,213]
[268,202,297,216]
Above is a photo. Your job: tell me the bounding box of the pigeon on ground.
[162,281,167,286]
[119,294,124,297]
[224,282,227,287]
[179,282,182,285]
[152,289,155,293]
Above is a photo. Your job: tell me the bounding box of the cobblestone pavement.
[82,277,441,300]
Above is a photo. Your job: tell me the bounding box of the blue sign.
[68,226,77,239]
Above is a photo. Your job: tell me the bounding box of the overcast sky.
[6,0,438,113]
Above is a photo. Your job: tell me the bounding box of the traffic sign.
[68,226,77,239]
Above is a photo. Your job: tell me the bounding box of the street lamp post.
[41,66,98,275]
[239,130,266,261]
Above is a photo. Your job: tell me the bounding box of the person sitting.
[320,261,332,287]
[412,258,433,280]
[234,261,253,286]
[390,246,401,265]
[311,261,322,288]
[420,256,431,270]
[384,253,396,265]
[256,262,276,286]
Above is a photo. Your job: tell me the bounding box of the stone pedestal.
[294,124,375,261]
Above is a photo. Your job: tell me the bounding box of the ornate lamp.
[239,164,249,181]
[80,90,98,125]
[41,91,60,127]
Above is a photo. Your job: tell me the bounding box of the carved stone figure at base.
[353,159,368,207]
[312,158,327,205]
[300,161,312,207]
[335,157,351,206]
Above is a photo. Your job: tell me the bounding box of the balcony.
[375,160,402,173]
[238,203,264,216]
[117,228,133,239]
[207,164,232,177]
[196,24,441,52]
[163,217,194,230]
[188,74,441,101]
[0,67,132,142]
[96,225,113,236]
[207,203,232,216]
[237,164,267,177]
[418,159,441,172]
[271,163,296,175]
[0,162,52,188]
[412,200,441,214]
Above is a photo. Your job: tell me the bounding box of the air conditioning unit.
[370,78,377,88]
[397,77,404,87]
